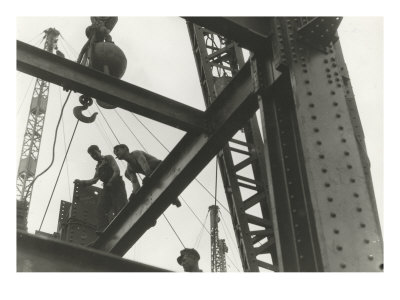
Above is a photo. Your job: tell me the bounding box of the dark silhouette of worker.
[86,17,118,43]
[74,145,128,232]
[113,144,181,207]
[77,16,118,64]
[177,248,203,272]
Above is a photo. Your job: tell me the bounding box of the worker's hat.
[177,248,200,265]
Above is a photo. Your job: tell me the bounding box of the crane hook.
[73,95,98,123]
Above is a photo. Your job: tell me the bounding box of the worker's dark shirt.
[95,155,115,183]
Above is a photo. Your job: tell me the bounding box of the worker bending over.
[177,248,203,272]
[113,144,181,207]
[77,16,118,64]
[86,17,118,43]
[75,145,128,232]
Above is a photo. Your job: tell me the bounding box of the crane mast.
[16,28,61,231]
[209,205,228,272]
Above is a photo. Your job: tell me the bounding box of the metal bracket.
[250,54,268,96]
[297,17,342,53]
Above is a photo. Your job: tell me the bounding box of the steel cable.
[58,87,72,202]
[39,119,79,230]
[24,91,72,202]
[96,107,186,248]
[131,113,231,215]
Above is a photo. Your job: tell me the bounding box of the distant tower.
[209,205,228,272]
[16,28,61,231]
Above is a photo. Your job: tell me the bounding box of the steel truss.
[17,29,60,231]
[187,23,277,271]
[16,17,383,272]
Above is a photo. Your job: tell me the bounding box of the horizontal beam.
[183,17,273,51]
[17,231,169,272]
[17,40,207,133]
[93,60,263,255]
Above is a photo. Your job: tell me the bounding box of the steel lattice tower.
[209,205,228,272]
[17,28,61,231]
[187,23,277,272]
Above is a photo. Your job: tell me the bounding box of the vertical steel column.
[187,22,278,272]
[257,17,383,271]
[16,28,61,231]
[57,184,103,246]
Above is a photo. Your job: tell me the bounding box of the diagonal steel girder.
[183,17,273,51]
[16,40,207,133]
[92,61,276,255]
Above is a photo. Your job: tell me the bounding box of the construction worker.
[86,17,118,43]
[177,248,203,272]
[113,144,181,207]
[74,145,128,232]
[77,16,118,64]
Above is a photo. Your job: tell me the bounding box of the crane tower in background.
[17,28,61,231]
[209,205,228,272]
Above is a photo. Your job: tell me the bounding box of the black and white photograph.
[7,0,396,298]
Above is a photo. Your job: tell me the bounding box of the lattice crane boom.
[209,205,228,272]
[17,28,61,231]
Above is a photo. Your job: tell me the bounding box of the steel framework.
[187,22,278,272]
[56,184,103,246]
[16,17,383,272]
[16,28,60,231]
[209,205,228,272]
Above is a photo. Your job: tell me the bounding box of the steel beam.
[17,231,169,272]
[16,40,207,133]
[92,61,272,255]
[183,17,273,51]
[258,17,383,271]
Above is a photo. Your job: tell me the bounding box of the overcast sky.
[16,16,383,273]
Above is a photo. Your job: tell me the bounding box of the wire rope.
[60,34,79,56]
[88,107,115,150]
[24,91,72,201]
[115,108,241,269]
[25,30,44,45]
[58,38,73,60]
[163,214,185,248]
[17,77,35,116]
[91,106,185,249]
[115,109,147,150]
[132,113,231,215]
[39,119,79,230]
[194,210,209,248]
[17,32,47,116]
[113,109,191,247]
[58,87,72,202]
[95,103,120,143]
